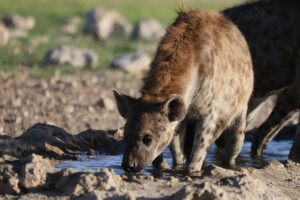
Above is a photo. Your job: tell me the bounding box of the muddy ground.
[0,70,299,200]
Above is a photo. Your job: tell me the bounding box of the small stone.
[44,45,98,68]
[0,22,9,46]
[111,52,151,76]
[9,29,28,39]
[2,13,35,30]
[132,18,165,40]
[88,105,95,112]
[84,7,132,40]
[64,105,75,113]
[97,97,115,111]
[61,16,81,35]
[166,176,179,183]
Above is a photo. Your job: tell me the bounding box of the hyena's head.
[113,90,186,173]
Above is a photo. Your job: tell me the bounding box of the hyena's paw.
[152,157,171,170]
[222,160,241,171]
[173,158,186,167]
[184,162,202,175]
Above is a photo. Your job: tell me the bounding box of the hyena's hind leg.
[289,113,300,162]
[222,109,247,167]
[251,88,298,157]
[289,52,300,162]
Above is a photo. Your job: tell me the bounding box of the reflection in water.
[56,140,293,176]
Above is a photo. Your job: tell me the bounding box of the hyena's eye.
[142,135,152,146]
[159,126,166,132]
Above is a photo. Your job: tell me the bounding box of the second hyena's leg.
[251,88,298,157]
[289,113,300,162]
[222,109,247,167]
[289,52,300,162]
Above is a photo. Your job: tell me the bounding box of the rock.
[77,129,124,154]
[132,18,165,40]
[2,13,35,30]
[61,16,81,35]
[202,164,238,179]
[111,52,151,76]
[0,164,20,194]
[84,7,132,40]
[18,123,75,157]
[0,135,23,158]
[9,29,28,39]
[169,182,227,200]
[20,154,56,189]
[55,168,121,197]
[97,97,115,111]
[44,45,98,68]
[0,23,9,46]
[2,123,124,158]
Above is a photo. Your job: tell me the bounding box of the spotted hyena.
[114,10,253,174]
[220,0,300,160]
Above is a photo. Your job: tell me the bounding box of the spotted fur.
[222,0,300,160]
[114,10,253,173]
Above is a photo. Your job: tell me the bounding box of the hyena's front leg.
[185,115,223,174]
[222,110,247,167]
[169,119,188,167]
[152,153,170,169]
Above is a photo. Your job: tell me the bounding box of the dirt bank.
[0,152,299,199]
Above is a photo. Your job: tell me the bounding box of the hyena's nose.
[122,161,137,172]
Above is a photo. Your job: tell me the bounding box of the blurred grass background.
[0,0,242,78]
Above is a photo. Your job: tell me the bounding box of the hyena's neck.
[141,11,204,105]
[141,63,199,106]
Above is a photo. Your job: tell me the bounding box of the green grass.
[0,0,242,78]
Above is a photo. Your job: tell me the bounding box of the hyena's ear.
[164,94,186,122]
[113,90,136,119]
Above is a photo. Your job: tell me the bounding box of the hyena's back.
[223,0,300,97]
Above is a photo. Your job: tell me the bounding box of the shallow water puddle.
[56,140,293,175]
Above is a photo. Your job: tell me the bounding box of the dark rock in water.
[0,123,124,160]
[77,129,124,155]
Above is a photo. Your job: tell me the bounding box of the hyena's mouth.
[121,161,146,173]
